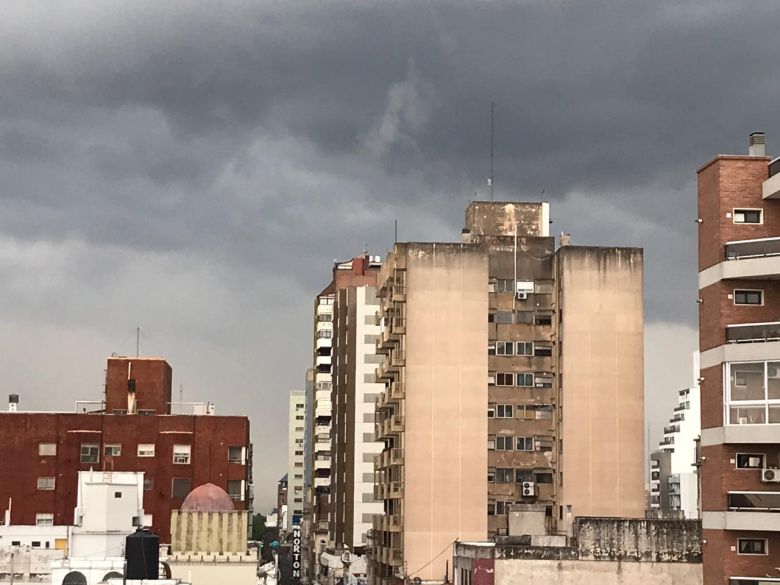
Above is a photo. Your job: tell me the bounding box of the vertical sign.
[291,524,302,583]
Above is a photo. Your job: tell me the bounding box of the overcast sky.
[1,0,778,511]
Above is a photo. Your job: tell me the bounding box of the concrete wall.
[168,557,256,585]
[557,247,645,529]
[403,243,489,581]
[495,558,701,585]
[170,510,249,554]
[0,548,64,577]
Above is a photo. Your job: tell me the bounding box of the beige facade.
[557,247,646,528]
[170,510,249,554]
[374,243,489,583]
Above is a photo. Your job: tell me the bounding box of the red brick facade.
[697,147,780,585]
[0,358,250,543]
[105,357,173,414]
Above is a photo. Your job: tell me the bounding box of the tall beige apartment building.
[370,201,644,585]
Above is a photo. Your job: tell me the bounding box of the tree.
[252,513,268,541]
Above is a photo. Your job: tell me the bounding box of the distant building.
[696,132,780,584]
[305,255,381,581]
[331,280,385,552]
[288,391,306,532]
[168,483,256,585]
[277,474,288,530]
[650,353,701,520]
[0,356,252,543]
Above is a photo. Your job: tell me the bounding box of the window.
[228,446,244,464]
[736,453,765,469]
[495,500,513,515]
[487,403,496,418]
[137,444,155,457]
[534,343,553,357]
[496,373,515,386]
[487,343,496,355]
[113,409,127,415]
[496,468,513,483]
[104,444,121,457]
[727,361,780,425]
[733,208,762,224]
[516,342,533,356]
[35,513,54,526]
[487,467,496,483]
[516,437,533,451]
[734,289,763,305]
[137,409,156,416]
[143,477,154,491]
[737,538,767,555]
[227,480,243,500]
[38,443,57,456]
[496,436,514,451]
[317,313,333,322]
[496,404,514,418]
[487,501,496,515]
[487,434,496,450]
[534,313,552,326]
[80,444,99,464]
[515,469,533,483]
[517,373,534,387]
[173,445,191,464]
[496,279,514,293]
[37,477,55,490]
[535,472,553,484]
[31,541,41,548]
[171,478,191,498]
[114,491,122,499]
[495,341,514,356]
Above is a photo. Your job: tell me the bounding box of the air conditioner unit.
[738,417,749,425]
[761,468,780,483]
[521,481,536,497]
[516,291,528,301]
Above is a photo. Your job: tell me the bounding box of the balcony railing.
[728,491,780,511]
[727,321,780,343]
[664,424,680,434]
[725,237,780,260]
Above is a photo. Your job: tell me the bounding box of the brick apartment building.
[0,356,251,543]
[697,132,780,585]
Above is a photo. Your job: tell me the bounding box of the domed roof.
[181,483,235,512]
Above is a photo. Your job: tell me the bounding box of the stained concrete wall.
[557,247,645,529]
[168,558,256,585]
[170,510,249,554]
[402,243,489,581]
[495,558,701,585]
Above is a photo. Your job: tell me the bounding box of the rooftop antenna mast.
[135,327,140,357]
[489,101,495,201]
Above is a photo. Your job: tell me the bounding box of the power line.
[407,539,456,578]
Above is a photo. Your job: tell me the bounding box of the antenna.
[394,219,398,243]
[136,327,140,357]
[489,101,495,201]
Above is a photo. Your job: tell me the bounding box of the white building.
[287,390,307,532]
[51,471,146,585]
[650,353,701,519]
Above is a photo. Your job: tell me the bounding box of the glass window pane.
[729,405,766,425]
[768,362,780,400]
[730,363,765,401]
[769,405,780,424]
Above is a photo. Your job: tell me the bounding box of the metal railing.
[727,321,780,343]
[725,237,780,260]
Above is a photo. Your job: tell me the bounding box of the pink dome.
[181,483,235,512]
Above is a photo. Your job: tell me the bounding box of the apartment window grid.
[173,445,191,464]
[138,444,155,457]
[35,513,54,526]
[492,373,536,387]
[726,361,780,425]
[38,443,57,456]
[733,289,763,306]
[104,444,121,457]
[37,477,55,490]
[80,444,99,464]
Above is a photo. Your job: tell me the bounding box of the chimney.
[560,233,572,247]
[8,394,18,412]
[749,132,766,157]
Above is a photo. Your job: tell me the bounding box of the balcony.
[389,349,406,371]
[727,321,780,343]
[763,158,780,199]
[388,381,405,402]
[376,415,404,440]
[387,481,403,499]
[664,424,680,435]
[726,237,780,260]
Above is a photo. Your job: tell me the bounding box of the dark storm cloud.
[2,0,779,507]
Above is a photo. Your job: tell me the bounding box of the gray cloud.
[1,0,778,508]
